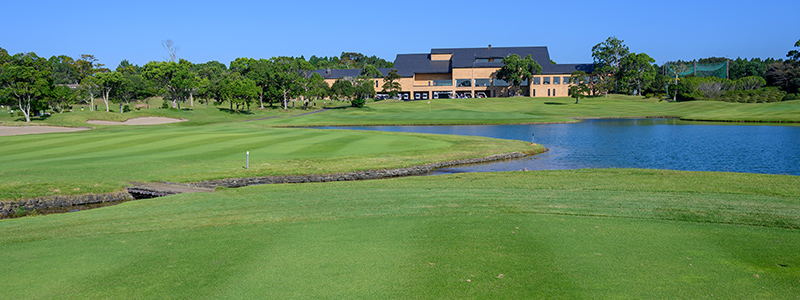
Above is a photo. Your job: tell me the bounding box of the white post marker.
[246,151,250,169]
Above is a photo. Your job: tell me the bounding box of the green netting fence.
[665,62,728,79]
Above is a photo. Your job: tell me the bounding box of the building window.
[521,79,529,86]
[432,79,452,86]
[543,77,551,85]
[553,89,556,97]
[375,80,379,87]
[494,79,509,87]
[563,76,571,84]
[475,58,489,63]
[533,77,541,85]
[553,77,560,85]
[548,89,550,96]
[456,79,471,87]
[474,79,491,87]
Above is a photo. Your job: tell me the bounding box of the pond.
[318,119,800,176]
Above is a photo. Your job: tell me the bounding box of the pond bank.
[1,151,539,218]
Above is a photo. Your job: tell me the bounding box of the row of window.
[429,77,577,87]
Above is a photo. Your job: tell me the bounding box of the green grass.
[1,169,798,298]
[0,121,536,201]
[262,96,800,126]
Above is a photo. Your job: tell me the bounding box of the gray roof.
[311,46,594,79]
[393,53,450,77]
[431,46,552,69]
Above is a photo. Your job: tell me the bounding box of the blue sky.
[2,0,798,68]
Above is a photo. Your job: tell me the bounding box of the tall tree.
[49,55,79,84]
[592,36,630,94]
[360,64,383,78]
[0,52,52,122]
[142,59,198,108]
[495,54,542,96]
[620,53,656,95]
[268,56,312,110]
[162,39,180,63]
[94,71,122,112]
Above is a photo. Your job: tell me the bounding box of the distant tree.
[116,59,140,75]
[113,73,148,110]
[78,75,100,111]
[360,64,383,78]
[382,69,402,98]
[735,76,766,90]
[354,76,376,100]
[48,85,76,113]
[592,36,630,94]
[729,58,768,80]
[620,53,656,95]
[0,52,52,122]
[495,54,542,96]
[142,59,198,108]
[269,56,312,110]
[787,39,800,64]
[764,61,800,94]
[218,73,258,113]
[331,78,355,101]
[49,55,79,84]
[93,71,122,112]
[665,62,689,101]
[569,70,590,104]
[162,39,180,63]
[303,73,328,109]
[74,54,108,81]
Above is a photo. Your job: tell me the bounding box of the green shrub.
[161,101,170,109]
[123,105,131,113]
[722,87,786,103]
[783,93,800,101]
[350,98,366,108]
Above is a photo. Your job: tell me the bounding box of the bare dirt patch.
[0,126,90,136]
[87,117,188,125]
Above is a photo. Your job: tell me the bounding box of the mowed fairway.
[0,122,533,200]
[1,169,798,298]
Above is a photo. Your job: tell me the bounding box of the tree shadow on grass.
[544,102,567,105]
[217,108,254,115]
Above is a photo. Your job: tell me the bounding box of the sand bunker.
[87,117,187,125]
[0,126,90,136]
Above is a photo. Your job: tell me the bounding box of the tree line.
[0,47,399,121]
[572,37,800,102]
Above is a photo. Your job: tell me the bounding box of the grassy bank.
[263,96,800,126]
[0,121,536,201]
[1,169,798,298]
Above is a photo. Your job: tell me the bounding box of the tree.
[113,73,148,111]
[49,55,79,84]
[94,71,122,112]
[74,54,108,81]
[230,57,272,108]
[268,56,312,110]
[495,54,542,96]
[48,85,76,113]
[142,59,198,108]
[569,71,590,104]
[116,59,140,75]
[764,61,800,94]
[331,78,355,101]
[665,62,689,101]
[787,39,800,64]
[360,64,383,78]
[162,39,180,63]
[78,75,100,111]
[305,73,329,108]
[382,69,402,98]
[217,73,259,113]
[620,53,656,95]
[592,36,630,94]
[0,52,52,122]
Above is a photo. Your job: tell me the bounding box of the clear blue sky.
[2,0,798,68]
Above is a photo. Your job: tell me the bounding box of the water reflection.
[318,119,800,176]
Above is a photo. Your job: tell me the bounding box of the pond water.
[318,119,800,176]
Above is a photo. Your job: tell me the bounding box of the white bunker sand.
[0,126,90,136]
[87,117,187,125]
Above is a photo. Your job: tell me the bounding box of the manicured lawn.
[1,169,798,298]
[0,121,535,201]
[263,96,800,126]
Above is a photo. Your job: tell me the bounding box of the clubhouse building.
[313,45,593,100]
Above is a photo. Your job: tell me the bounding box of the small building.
[312,45,593,100]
